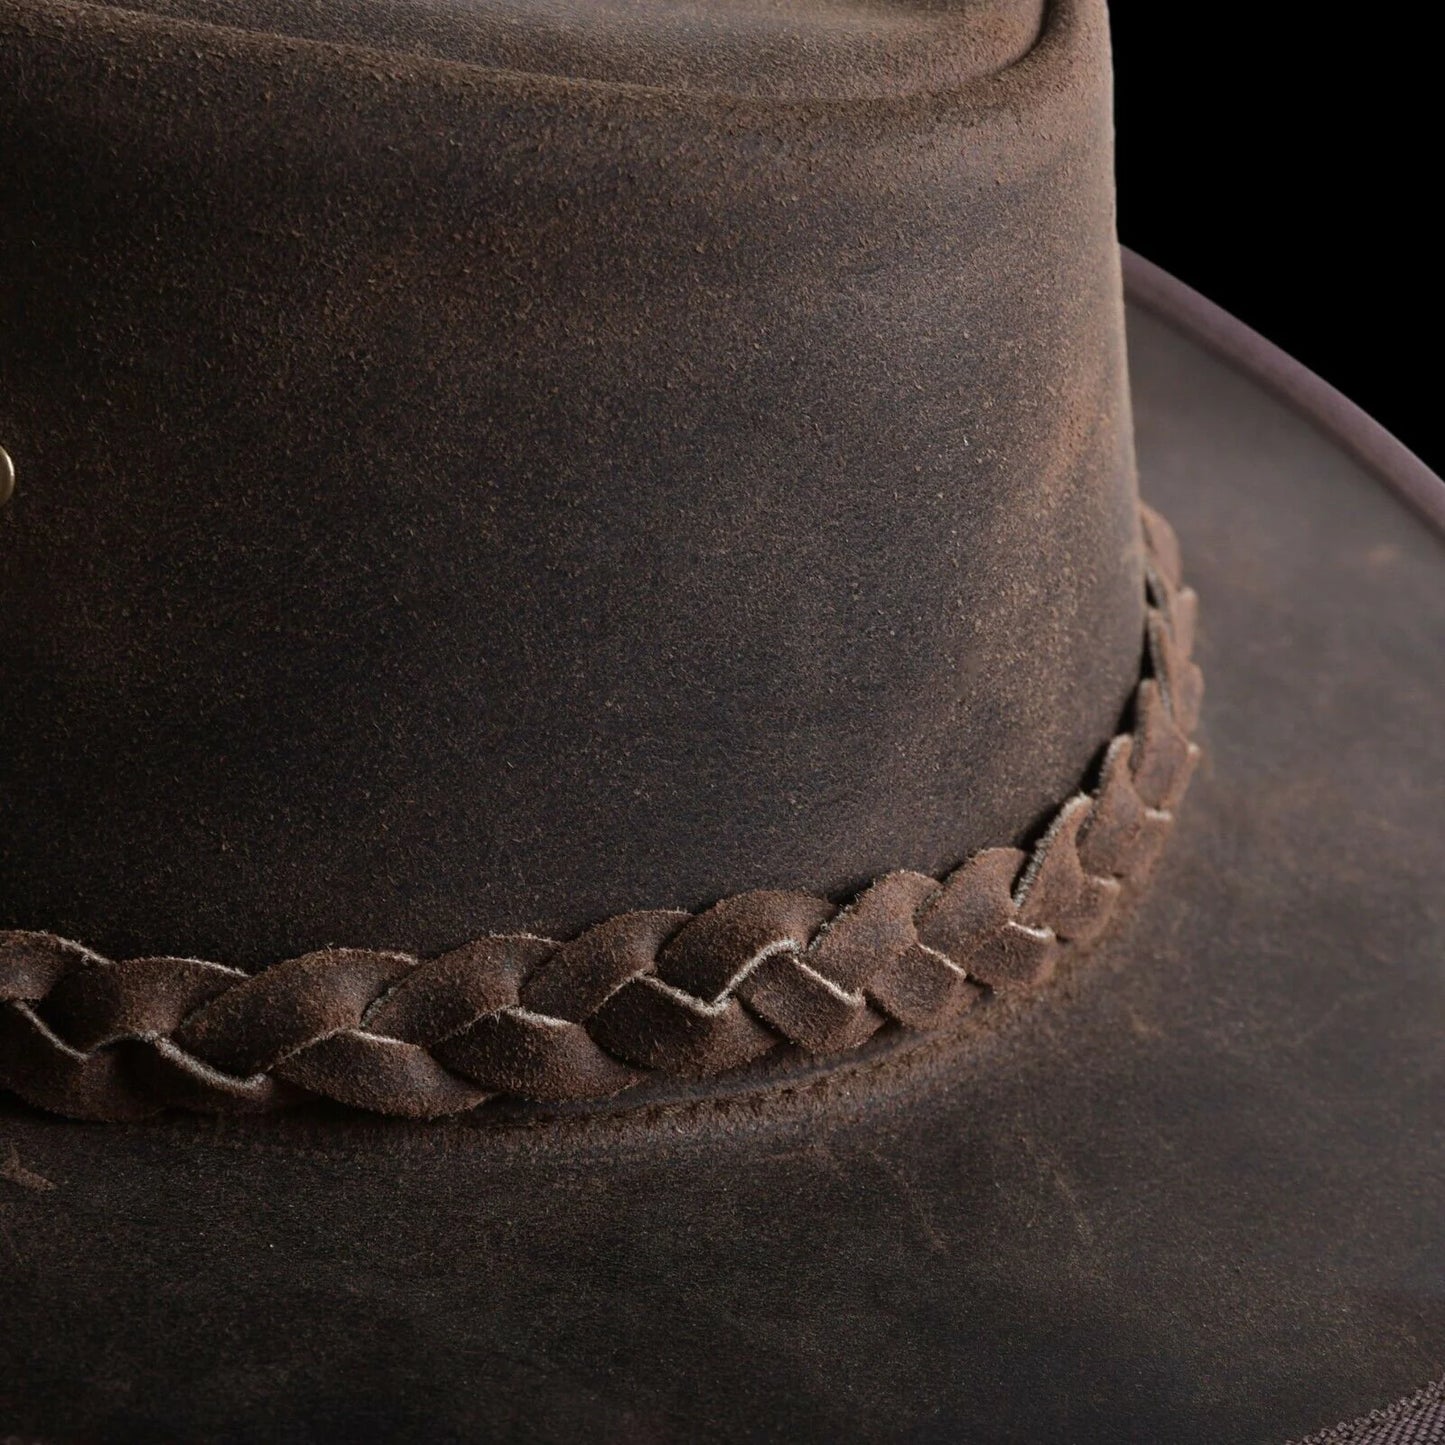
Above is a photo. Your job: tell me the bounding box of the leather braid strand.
[0,506,1202,1122]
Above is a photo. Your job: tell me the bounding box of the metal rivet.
[0,447,13,506]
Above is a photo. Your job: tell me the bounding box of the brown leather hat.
[1,1,1441,1440]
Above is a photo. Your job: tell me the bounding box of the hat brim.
[3,257,1442,1444]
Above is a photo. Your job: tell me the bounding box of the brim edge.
[1122,247,1445,541]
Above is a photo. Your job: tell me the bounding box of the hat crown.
[76,0,1046,99]
[0,0,1140,966]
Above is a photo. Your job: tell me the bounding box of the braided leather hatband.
[0,507,1201,1122]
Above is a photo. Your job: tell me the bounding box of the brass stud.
[0,447,12,506]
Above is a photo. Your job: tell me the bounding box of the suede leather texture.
[80,0,1047,97]
[0,0,1141,968]
[2,0,1443,1438]
[1,304,1442,1444]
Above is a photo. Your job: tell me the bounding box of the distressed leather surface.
[0,0,1141,968]
[0,517,1201,1120]
[0,0,1441,1438]
[80,0,1047,96]
[0,306,1441,1444]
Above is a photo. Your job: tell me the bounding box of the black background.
[1110,7,1441,473]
